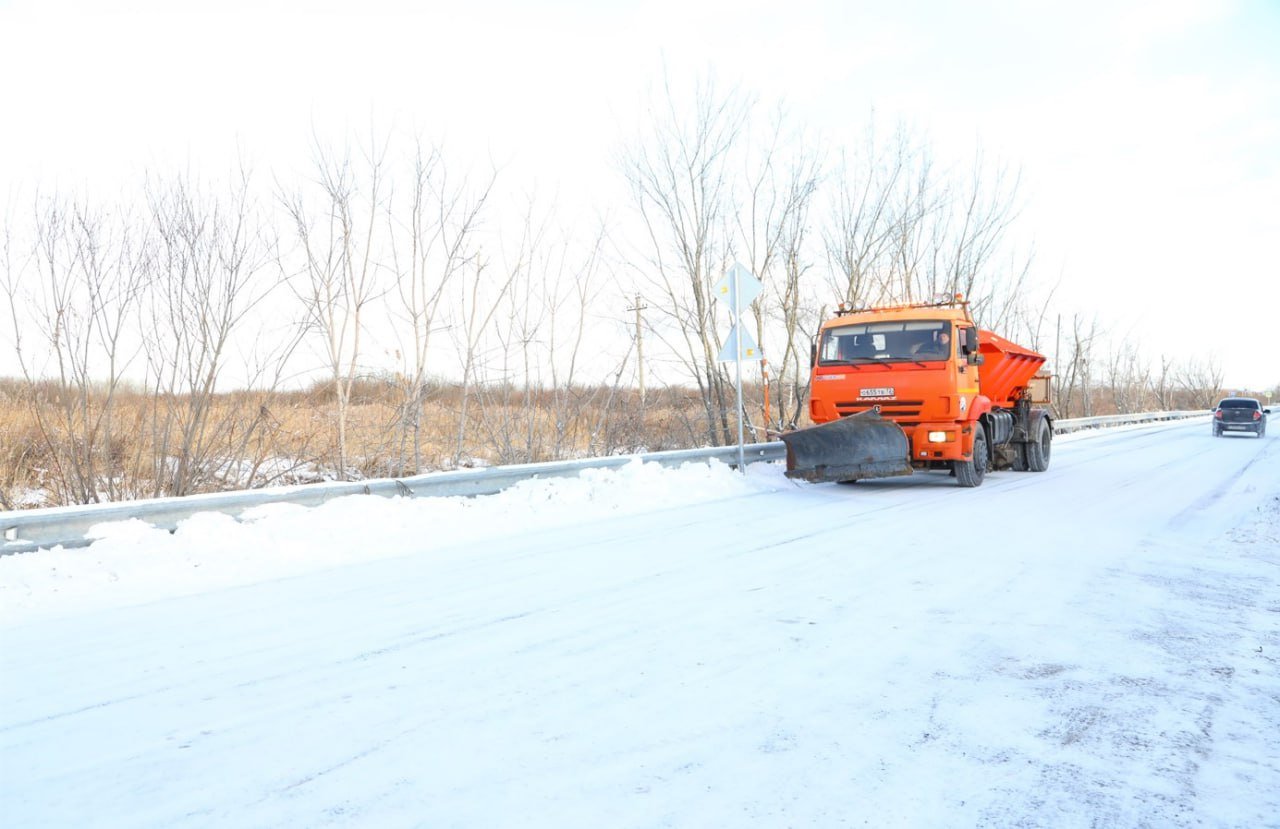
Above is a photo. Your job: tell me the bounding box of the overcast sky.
[1,0,1277,390]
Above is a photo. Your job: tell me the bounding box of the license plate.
[860,387,894,398]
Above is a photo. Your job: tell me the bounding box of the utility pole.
[626,294,648,406]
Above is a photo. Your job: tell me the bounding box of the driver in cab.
[912,330,951,358]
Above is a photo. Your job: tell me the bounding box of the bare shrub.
[2,197,147,503]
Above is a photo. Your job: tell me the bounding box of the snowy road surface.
[2,417,1278,827]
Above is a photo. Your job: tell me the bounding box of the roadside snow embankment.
[0,459,787,625]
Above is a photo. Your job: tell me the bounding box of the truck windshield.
[819,320,950,364]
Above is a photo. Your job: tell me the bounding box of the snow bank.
[0,459,789,625]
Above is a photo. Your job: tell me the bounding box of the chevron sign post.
[714,262,763,472]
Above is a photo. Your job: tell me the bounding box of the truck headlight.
[927,431,951,443]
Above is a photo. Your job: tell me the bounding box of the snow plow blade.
[781,409,912,483]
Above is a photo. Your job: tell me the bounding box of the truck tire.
[1027,418,1051,472]
[955,424,988,487]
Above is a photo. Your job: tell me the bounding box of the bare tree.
[932,151,1023,318]
[622,74,751,445]
[141,169,280,497]
[768,186,822,431]
[824,125,909,308]
[883,148,941,304]
[1102,340,1153,414]
[282,135,389,479]
[823,126,1028,328]
[450,249,519,466]
[989,257,1058,357]
[732,112,821,434]
[1052,313,1102,418]
[1152,355,1179,411]
[1176,357,1224,409]
[3,197,146,503]
[386,139,495,473]
[474,199,551,464]
[542,223,612,458]
[476,206,613,464]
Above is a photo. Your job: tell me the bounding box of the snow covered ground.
[2,417,1277,827]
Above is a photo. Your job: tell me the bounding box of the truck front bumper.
[908,422,973,462]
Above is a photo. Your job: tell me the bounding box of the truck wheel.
[955,424,988,487]
[1027,418,1052,472]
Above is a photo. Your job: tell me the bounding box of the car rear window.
[1217,399,1260,409]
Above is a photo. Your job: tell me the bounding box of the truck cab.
[810,306,981,466]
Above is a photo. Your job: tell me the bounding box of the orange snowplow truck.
[780,295,1053,487]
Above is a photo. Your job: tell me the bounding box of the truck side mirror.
[810,340,817,368]
[961,327,983,365]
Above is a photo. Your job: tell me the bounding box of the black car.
[1212,397,1269,437]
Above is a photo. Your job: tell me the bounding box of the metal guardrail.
[0,410,1209,556]
[0,443,785,555]
[1051,410,1207,434]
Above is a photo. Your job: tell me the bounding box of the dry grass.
[4,370,1240,511]
[0,376,741,509]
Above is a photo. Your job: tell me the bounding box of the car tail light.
[1254,411,1262,420]
[1215,410,1223,419]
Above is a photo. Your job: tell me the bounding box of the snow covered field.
[2,417,1277,827]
